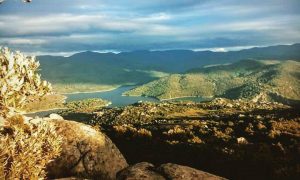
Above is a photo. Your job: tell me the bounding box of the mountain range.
[38,43,300,93]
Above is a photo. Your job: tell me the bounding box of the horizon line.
[20,43,298,57]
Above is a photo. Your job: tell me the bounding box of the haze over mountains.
[38,43,300,93]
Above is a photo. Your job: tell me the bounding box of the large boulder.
[117,162,227,180]
[42,119,128,179]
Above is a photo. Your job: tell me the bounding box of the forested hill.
[38,43,300,93]
[124,60,300,105]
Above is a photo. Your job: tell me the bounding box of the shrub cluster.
[0,47,61,179]
[0,47,52,117]
[0,115,61,179]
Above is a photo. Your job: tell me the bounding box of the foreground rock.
[40,118,128,179]
[117,162,227,180]
[158,163,227,180]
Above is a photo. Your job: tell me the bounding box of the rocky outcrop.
[80,100,299,179]
[24,114,228,180]
[39,118,128,179]
[117,162,227,180]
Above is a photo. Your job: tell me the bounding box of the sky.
[0,0,300,55]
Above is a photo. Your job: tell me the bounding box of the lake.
[26,86,209,117]
[65,86,208,107]
[65,86,159,107]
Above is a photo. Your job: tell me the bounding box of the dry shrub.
[113,124,136,135]
[188,136,203,144]
[0,48,61,179]
[0,47,52,116]
[137,128,152,138]
[163,125,195,143]
[113,125,152,139]
[0,115,62,179]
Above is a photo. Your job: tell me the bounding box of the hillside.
[124,60,300,104]
[62,99,300,180]
[38,44,300,93]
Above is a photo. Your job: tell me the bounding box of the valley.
[38,44,300,94]
[1,1,300,179]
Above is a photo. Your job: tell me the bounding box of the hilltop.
[38,44,300,93]
[64,99,300,180]
[124,60,300,105]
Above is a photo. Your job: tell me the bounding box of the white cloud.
[0,38,47,45]
[212,48,226,52]
[0,0,299,53]
[136,13,171,22]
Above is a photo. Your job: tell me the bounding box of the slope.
[124,60,300,104]
[38,44,300,93]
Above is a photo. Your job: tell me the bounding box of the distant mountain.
[124,60,300,105]
[38,43,300,93]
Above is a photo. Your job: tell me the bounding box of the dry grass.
[22,94,66,113]
[0,115,62,179]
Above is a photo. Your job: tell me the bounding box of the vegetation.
[74,99,299,180]
[64,98,111,113]
[55,98,111,123]
[38,52,170,93]
[125,60,300,105]
[0,47,52,117]
[21,94,66,113]
[0,46,299,179]
[0,48,62,179]
[0,115,61,179]
[38,44,300,93]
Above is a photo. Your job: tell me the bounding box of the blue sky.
[0,0,300,55]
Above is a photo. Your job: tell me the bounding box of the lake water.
[25,86,209,117]
[65,86,208,107]
[65,86,159,107]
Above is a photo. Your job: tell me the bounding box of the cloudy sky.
[0,0,300,55]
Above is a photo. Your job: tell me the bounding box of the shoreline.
[23,101,112,116]
[59,86,120,95]
[161,95,213,101]
[22,107,69,115]
[122,94,212,101]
